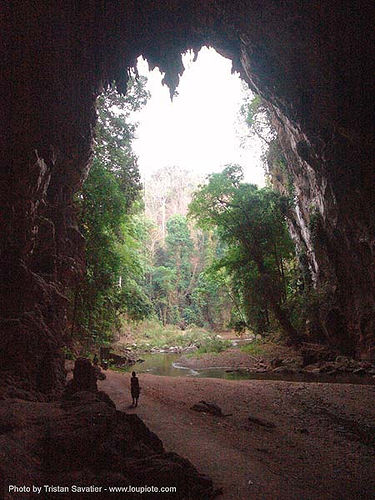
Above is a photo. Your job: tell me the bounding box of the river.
[119,352,374,384]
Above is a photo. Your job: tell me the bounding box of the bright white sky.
[132,47,265,186]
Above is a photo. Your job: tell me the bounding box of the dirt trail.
[99,371,375,499]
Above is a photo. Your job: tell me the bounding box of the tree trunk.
[269,298,303,345]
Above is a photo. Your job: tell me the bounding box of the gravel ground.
[99,369,375,499]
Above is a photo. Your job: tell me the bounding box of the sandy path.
[99,371,375,499]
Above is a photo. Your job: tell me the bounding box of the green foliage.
[240,341,266,356]
[189,165,303,343]
[72,78,152,345]
[263,139,295,198]
[166,215,193,255]
[190,263,235,330]
[95,79,149,208]
[238,92,318,342]
[70,83,309,349]
[244,94,263,127]
[240,94,275,146]
[139,210,234,331]
[124,319,230,353]
[193,335,231,355]
[240,93,295,199]
[118,280,153,322]
[147,214,195,326]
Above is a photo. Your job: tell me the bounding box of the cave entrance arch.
[133,47,265,187]
[2,1,374,397]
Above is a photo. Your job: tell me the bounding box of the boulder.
[271,358,283,368]
[65,358,97,394]
[191,401,226,417]
[272,366,286,373]
[248,415,276,429]
[184,345,198,353]
[0,399,215,499]
[108,352,136,367]
[93,365,106,381]
[301,344,337,366]
[64,359,116,408]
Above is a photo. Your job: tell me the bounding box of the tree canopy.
[189,164,303,343]
[71,78,152,344]
[69,84,310,348]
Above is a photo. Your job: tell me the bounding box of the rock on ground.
[0,359,215,499]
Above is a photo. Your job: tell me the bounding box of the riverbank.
[99,369,375,499]
[179,343,298,371]
[177,343,375,384]
[109,339,375,385]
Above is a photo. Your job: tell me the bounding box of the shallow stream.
[120,352,374,385]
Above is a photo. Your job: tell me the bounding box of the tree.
[240,93,275,147]
[144,166,201,250]
[189,164,303,343]
[165,215,194,325]
[148,214,195,326]
[95,78,149,207]
[71,78,152,344]
[239,93,294,193]
[190,263,234,330]
[149,265,176,325]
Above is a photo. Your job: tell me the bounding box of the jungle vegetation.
[70,82,311,347]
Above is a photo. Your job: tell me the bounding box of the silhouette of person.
[93,354,99,365]
[131,371,140,407]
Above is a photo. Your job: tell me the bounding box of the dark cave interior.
[1,2,375,496]
[3,1,375,395]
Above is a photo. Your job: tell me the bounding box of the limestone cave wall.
[1,0,375,395]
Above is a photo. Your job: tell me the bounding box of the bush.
[118,320,231,354]
[240,341,265,356]
[194,334,231,354]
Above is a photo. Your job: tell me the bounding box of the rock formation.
[1,1,375,396]
[0,396,215,499]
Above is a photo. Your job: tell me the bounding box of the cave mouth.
[132,47,264,186]
[72,45,267,357]
[1,2,375,399]
[2,5,375,498]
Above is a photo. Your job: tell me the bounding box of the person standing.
[130,371,140,407]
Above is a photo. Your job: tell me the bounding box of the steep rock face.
[234,2,375,358]
[270,109,375,358]
[1,3,96,396]
[1,0,374,397]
